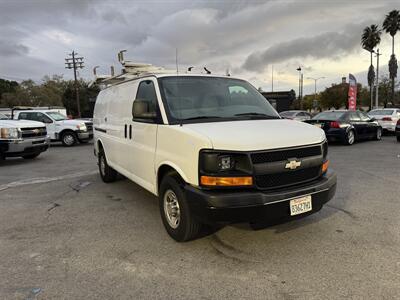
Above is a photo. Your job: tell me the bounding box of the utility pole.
[374,49,382,109]
[65,51,84,117]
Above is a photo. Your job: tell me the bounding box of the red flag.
[348,74,357,111]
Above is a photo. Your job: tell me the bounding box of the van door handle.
[124,124,127,138]
[129,125,132,139]
[104,117,107,122]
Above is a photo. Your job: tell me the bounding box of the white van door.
[125,79,160,193]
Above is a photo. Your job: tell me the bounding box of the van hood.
[184,119,326,151]
[0,119,45,128]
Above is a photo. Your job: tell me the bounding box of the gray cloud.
[0,41,29,57]
[242,21,371,72]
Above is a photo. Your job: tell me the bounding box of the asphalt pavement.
[0,137,399,299]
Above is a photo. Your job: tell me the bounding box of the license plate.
[290,195,312,216]
[313,123,322,128]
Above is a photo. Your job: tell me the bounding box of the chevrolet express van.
[93,73,337,241]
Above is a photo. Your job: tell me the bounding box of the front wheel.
[344,129,355,145]
[159,174,201,242]
[61,131,77,147]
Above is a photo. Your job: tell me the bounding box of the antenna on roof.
[93,66,99,76]
[204,67,211,74]
[118,50,127,63]
[175,48,179,74]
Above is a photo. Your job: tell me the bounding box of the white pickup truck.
[0,114,50,160]
[13,109,93,146]
[93,73,337,241]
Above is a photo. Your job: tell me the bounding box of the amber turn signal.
[322,160,329,173]
[200,176,253,186]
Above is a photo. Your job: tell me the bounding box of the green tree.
[361,24,382,109]
[319,83,349,109]
[0,78,19,101]
[383,10,400,102]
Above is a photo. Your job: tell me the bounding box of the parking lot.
[0,137,399,299]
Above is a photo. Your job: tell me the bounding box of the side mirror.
[132,100,157,120]
[369,117,376,122]
[41,118,53,124]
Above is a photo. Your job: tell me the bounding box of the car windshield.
[158,76,280,123]
[280,111,296,117]
[46,111,67,121]
[0,113,8,120]
[313,111,346,121]
[369,109,394,116]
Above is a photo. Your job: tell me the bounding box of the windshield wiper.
[182,116,222,121]
[234,112,280,119]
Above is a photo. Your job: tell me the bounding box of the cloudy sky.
[0,0,399,94]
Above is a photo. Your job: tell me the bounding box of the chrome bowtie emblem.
[33,129,40,134]
[285,160,301,170]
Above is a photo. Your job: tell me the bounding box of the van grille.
[255,166,321,189]
[20,127,47,138]
[84,122,93,132]
[251,145,322,164]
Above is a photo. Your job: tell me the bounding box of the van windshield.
[158,76,280,123]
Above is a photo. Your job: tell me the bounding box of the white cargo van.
[93,71,336,241]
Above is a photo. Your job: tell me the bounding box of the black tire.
[397,136,400,142]
[61,131,77,147]
[375,127,382,140]
[344,129,355,145]
[22,153,40,159]
[98,149,117,183]
[159,174,201,242]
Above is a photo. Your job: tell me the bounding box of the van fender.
[155,161,190,195]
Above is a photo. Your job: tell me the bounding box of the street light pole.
[296,67,302,108]
[307,76,325,105]
[374,49,382,109]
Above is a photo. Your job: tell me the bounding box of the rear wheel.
[22,153,40,159]
[344,129,355,145]
[98,149,117,183]
[61,131,77,147]
[397,136,400,142]
[375,127,382,140]
[159,174,201,242]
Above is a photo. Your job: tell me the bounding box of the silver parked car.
[280,110,312,121]
[368,108,400,132]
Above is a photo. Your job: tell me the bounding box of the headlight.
[77,124,87,131]
[199,150,253,187]
[0,128,20,140]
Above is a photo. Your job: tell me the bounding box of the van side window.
[132,80,157,120]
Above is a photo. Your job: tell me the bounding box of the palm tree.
[383,10,400,103]
[361,25,382,109]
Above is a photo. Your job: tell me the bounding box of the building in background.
[261,90,296,112]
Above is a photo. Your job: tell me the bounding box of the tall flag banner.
[348,74,357,110]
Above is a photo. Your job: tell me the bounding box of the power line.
[65,51,84,118]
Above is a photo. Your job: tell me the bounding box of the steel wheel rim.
[163,189,180,229]
[348,131,355,144]
[100,155,106,176]
[63,134,74,145]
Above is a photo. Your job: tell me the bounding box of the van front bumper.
[185,172,337,224]
[0,137,50,157]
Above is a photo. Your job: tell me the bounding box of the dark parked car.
[396,119,400,142]
[306,110,382,145]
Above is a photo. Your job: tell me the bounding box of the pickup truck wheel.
[61,131,77,147]
[98,150,117,183]
[22,153,40,159]
[159,175,201,242]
